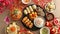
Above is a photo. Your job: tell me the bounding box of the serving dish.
[5,22,20,34]
[22,0,31,4]
[21,4,46,30]
[40,27,50,34]
[34,17,45,28]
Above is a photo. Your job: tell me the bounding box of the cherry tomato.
[45,21,53,27]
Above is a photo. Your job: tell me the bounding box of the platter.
[21,4,46,31]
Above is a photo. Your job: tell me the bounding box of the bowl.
[40,27,50,34]
[22,0,31,4]
[34,17,45,28]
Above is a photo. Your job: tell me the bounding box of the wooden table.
[0,0,60,34]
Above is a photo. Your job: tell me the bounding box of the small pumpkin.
[10,9,22,20]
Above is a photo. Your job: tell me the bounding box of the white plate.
[22,0,31,4]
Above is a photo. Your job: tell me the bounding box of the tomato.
[50,28,56,34]
[45,21,53,27]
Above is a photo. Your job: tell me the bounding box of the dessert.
[34,17,45,28]
[26,7,30,13]
[24,7,31,15]
[7,22,20,34]
[22,17,33,28]
[22,17,28,22]
[36,7,45,17]
[24,5,37,15]
[29,6,33,11]
[24,10,28,15]
[45,1,55,12]
[32,5,37,9]
[29,12,38,20]
[46,13,54,21]
[40,27,50,34]
[10,9,22,20]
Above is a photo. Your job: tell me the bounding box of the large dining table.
[0,0,60,34]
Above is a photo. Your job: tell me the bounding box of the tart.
[10,9,22,20]
[29,12,38,20]
[7,22,20,34]
[22,17,33,28]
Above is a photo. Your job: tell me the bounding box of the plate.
[5,22,20,34]
[21,4,46,31]
[22,0,31,4]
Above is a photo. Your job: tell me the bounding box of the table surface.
[0,0,60,34]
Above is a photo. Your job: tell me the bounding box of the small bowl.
[46,13,54,21]
[22,0,31,4]
[40,27,50,34]
[34,17,45,28]
[45,2,56,13]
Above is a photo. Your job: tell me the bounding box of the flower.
[4,16,10,25]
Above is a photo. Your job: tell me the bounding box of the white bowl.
[40,27,50,34]
[34,17,45,28]
[22,0,31,4]
[45,1,56,13]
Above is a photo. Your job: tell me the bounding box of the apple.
[50,28,56,34]
[45,21,53,27]
[57,26,60,34]
[53,18,60,26]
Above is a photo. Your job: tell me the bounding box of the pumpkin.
[10,9,22,20]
